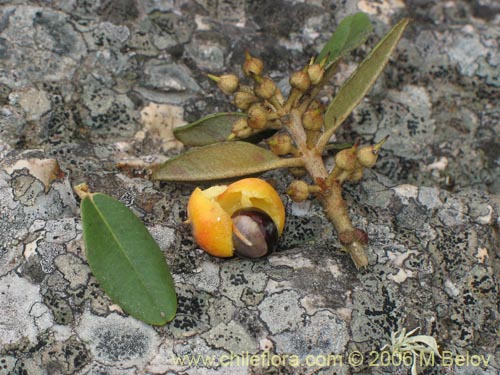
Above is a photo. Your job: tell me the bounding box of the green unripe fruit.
[254,77,276,99]
[247,104,268,130]
[287,180,309,202]
[289,71,311,92]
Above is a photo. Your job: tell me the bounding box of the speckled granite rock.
[0,1,499,374]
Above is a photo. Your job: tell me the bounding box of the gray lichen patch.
[258,290,305,335]
[272,310,349,361]
[201,320,258,354]
[76,311,160,368]
[219,260,268,305]
[0,272,53,346]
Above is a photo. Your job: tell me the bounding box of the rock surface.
[0,1,498,374]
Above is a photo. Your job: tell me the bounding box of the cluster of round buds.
[331,136,389,183]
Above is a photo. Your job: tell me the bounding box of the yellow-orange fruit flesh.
[187,186,234,257]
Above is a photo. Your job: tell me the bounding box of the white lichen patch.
[422,156,449,172]
[76,311,160,368]
[475,247,489,264]
[54,253,90,289]
[138,103,185,152]
[475,205,493,225]
[0,272,53,346]
[268,253,314,269]
[358,0,405,23]
[188,261,221,293]
[392,184,419,204]
[418,186,443,210]
[16,88,51,121]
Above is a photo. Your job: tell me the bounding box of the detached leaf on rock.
[77,185,177,325]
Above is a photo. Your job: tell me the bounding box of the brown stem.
[285,110,368,269]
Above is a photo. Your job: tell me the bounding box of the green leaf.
[316,12,373,66]
[174,112,245,146]
[321,18,410,141]
[80,192,177,325]
[151,141,302,181]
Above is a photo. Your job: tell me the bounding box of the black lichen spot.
[96,329,148,361]
[229,273,248,286]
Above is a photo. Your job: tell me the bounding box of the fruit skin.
[187,186,234,257]
[187,178,286,258]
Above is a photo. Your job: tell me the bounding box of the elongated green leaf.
[322,18,410,141]
[316,12,373,66]
[80,192,177,325]
[174,112,245,146]
[151,141,302,181]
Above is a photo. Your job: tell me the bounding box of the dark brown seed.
[231,209,278,258]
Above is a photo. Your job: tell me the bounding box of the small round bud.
[335,147,358,172]
[231,118,253,138]
[307,64,324,85]
[302,108,323,131]
[233,91,259,110]
[216,74,239,95]
[289,71,311,92]
[287,180,309,202]
[247,104,268,130]
[254,77,276,99]
[356,136,389,168]
[356,146,379,168]
[243,51,264,77]
[267,133,292,155]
